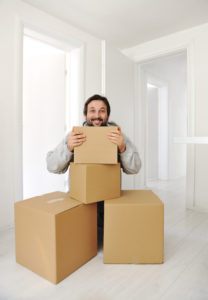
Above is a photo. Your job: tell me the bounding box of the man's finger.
[108,136,119,141]
[75,135,86,140]
[73,140,84,145]
[73,132,86,138]
[72,138,86,144]
[108,132,120,137]
[108,136,119,143]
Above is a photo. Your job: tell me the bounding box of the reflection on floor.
[1,178,208,300]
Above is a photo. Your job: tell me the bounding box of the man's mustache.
[91,118,103,122]
[85,118,108,126]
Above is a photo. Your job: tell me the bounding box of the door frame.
[145,76,169,184]
[14,17,85,203]
[133,43,195,209]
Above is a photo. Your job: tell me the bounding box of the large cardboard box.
[103,190,164,264]
[70,163,121,204]
[74,126,118,164]
[15,192,97,284]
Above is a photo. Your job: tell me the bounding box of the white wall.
[105,42,134,138]
[104,41,135,189]
[123,22,208,210]
[0,0,102,229]
[142,53,187,180]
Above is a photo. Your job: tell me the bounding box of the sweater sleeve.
[46,133,73,174]
[119,134,141,174]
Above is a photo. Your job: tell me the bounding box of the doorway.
[22,31,82,199]
[140,51,187,192]
[146,82,169,183]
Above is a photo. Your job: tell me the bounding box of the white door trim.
[134,43,195,209]
[14,16,85,203]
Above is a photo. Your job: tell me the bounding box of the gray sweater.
[46,122,141,175]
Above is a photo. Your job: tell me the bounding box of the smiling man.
[84,96,109,126]
[47,94,141,174]
[46,94,141,245]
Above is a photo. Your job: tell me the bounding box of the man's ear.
[84,114,87,120]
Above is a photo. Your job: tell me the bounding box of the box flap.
[15,192,82,215]
[105,190,163,206]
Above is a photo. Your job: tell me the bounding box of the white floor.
[1,178,208,300]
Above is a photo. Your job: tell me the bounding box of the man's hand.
[107,126,126,153]
[67,127,86,152]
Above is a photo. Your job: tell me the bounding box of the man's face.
[85,100,109,126]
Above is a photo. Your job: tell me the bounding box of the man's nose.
[95,111,100,118]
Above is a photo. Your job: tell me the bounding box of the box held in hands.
[74,126,118,164]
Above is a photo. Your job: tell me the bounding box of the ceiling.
[22,0,208,49]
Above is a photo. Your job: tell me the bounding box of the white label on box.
[47,198,65,204]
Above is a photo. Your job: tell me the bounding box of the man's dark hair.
[83,94,111,117]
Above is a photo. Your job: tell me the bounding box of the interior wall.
[0,1,16,231]
[123,22,208,210]
[0,0,102,230]
[141,53,187,180]
[104,41,135,189]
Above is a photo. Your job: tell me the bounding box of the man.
[46,94,141,245]
[46,94,141,174]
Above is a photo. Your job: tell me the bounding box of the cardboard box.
[70,163,121,204]
[103,190,164,264]
[15,192,97,284]
[74,126,118,164]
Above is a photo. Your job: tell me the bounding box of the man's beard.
[86,118,108,126]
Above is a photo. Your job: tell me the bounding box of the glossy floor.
[1,178,208,300]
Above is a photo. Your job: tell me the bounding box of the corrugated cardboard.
[103,190,164,264]
[74,126,118,164]
[70,163,121,204]
[15,192,97,284]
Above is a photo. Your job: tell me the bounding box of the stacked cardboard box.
[71,126,121,203]
[103,190,164,264]
[15,192,97,284]
[15,126,164,284]
[14,127,120,284]
[70,163,120,203]
[71,127,164,263]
